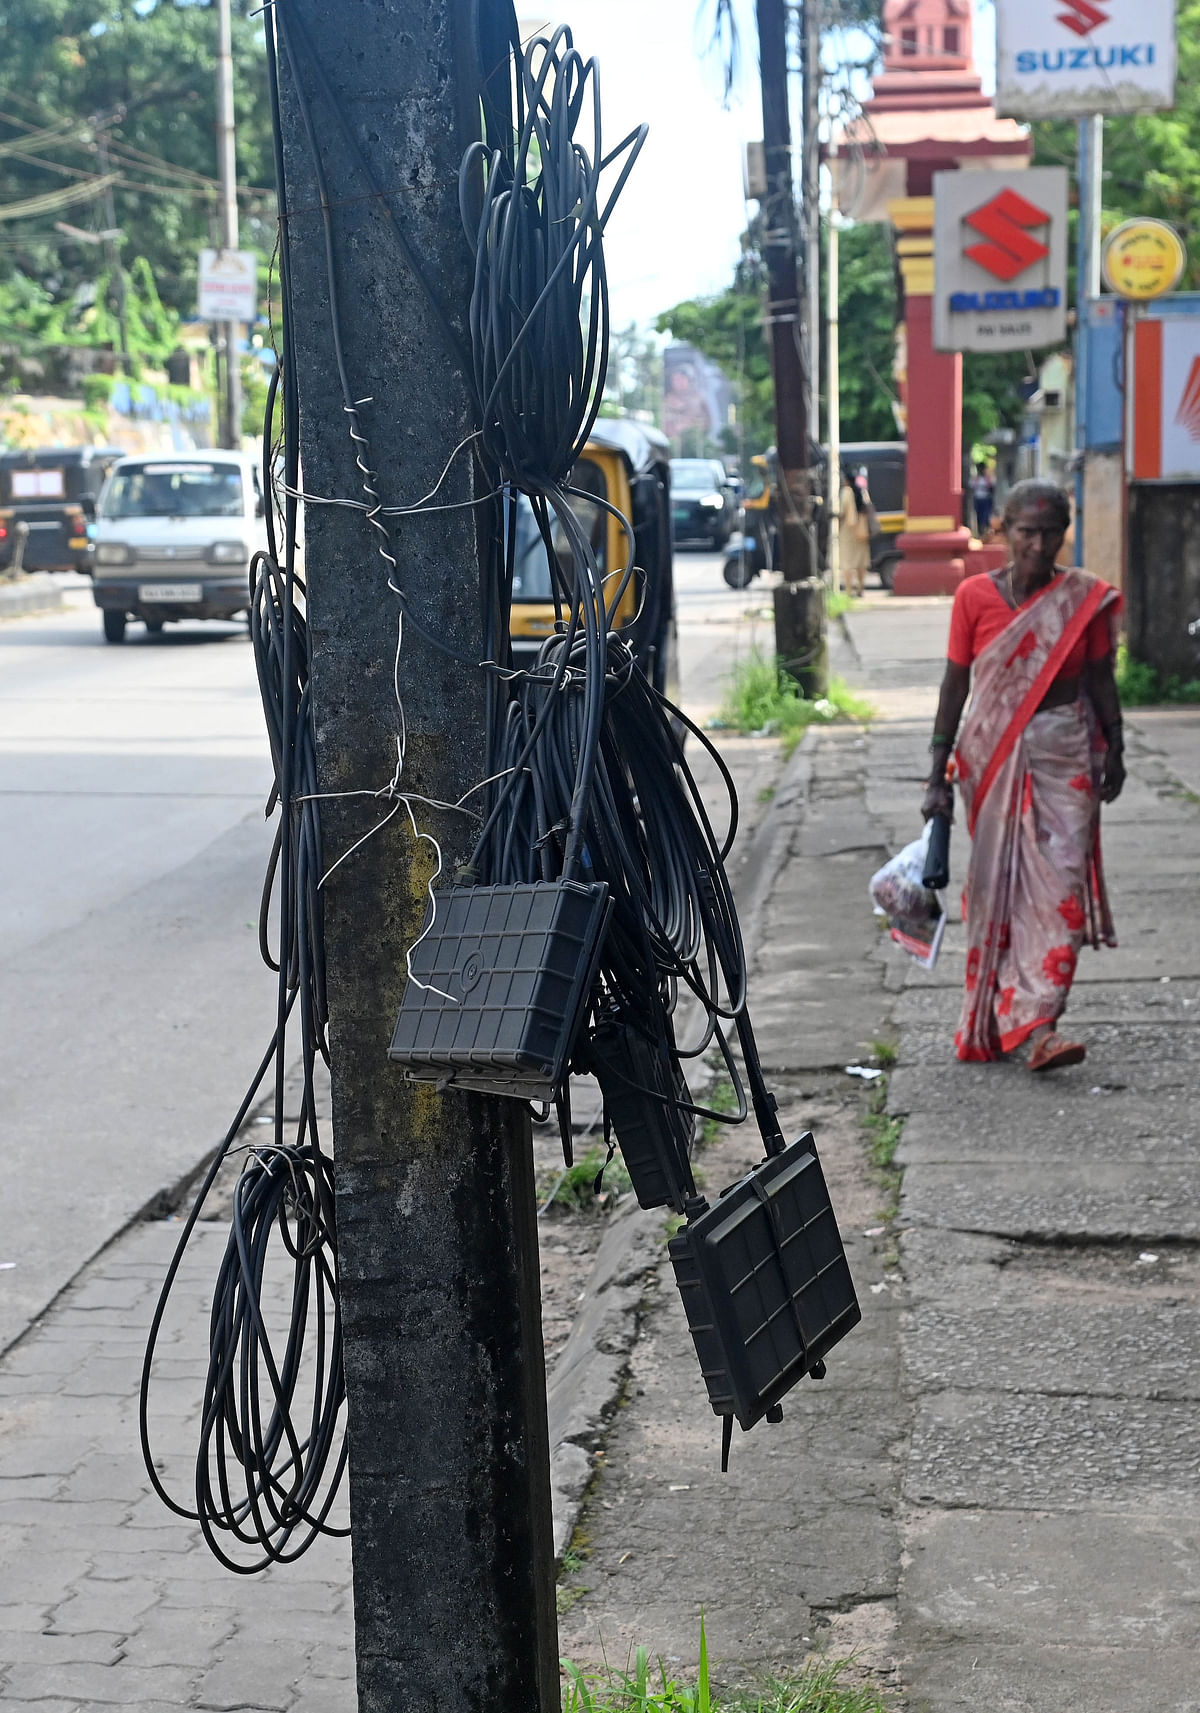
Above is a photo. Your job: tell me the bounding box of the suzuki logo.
[964,189,1051,282]
[1175,359,1200,443]
[1056,0,1108,35]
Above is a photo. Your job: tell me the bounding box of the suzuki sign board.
[996,0,1176,119]
[933,169,1069,354]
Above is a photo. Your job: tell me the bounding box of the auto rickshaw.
[722,440,908,591]
[508,417,676,696]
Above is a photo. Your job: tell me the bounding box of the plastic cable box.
[588,1017,695,1212]
[388,880,611,1100]
[668,1132,861,1433]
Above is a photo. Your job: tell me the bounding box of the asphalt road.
[0,587,275,1352]
[0,553,765,1353]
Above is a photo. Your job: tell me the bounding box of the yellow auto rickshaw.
[508,418,676,695]
[723,441,908,591]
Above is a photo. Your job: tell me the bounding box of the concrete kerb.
[0,574,67,621]
[545,729,818,1560]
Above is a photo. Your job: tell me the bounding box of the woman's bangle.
[1104,719,1124,748]
[929,733,953,751]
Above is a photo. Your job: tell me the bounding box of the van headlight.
[208,540,249,564]
[95,543,132,565]
[700,492,724,509]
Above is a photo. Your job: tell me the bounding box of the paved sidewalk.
[840,599,1200,1712]
[3,593,1198,1710]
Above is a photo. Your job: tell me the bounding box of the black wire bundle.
[140,2,791,1574]
[138,21,349,1571]
[456,25,787,1201]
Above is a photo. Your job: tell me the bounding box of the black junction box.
[669,1132,861,1432]
[388,880,611,1100]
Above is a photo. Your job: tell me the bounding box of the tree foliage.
[1034,0,1200,287]
[655,251,775,455]
[831,221,899,443]
[0,0,273,339]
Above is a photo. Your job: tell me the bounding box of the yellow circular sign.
[1102,219,1187,300]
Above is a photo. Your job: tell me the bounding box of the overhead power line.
[0,175,117,224]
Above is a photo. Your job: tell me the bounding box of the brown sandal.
[1028,1032,1086,1073]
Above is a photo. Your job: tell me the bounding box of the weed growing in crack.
[860,1075,904,1226]
[562,1621,892,1711]
[869,1038,897,1070]
[540,1149,633,1214]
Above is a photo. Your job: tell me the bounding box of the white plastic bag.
[869,825,946,971]
[869,824,934,923]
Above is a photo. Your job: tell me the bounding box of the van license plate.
[139,583,201,603]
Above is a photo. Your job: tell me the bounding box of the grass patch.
[716,648,873,756]
[1115,643,1200,706]
[701,1074,740,1150]
[540,1148,632,1213]
[861,1074,904,1229]
[563,1634,891,1713]
[870,1037,897,1070]
[825,588,861,620]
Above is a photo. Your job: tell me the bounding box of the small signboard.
[198,248,257,323]
[1102,218,1186,299]
[996,0,1177,120]
[933,168,1069,354]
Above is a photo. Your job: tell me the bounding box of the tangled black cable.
[140,1,793,1572]
[138,23,349,1571]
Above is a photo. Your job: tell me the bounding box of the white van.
[90,451,267,642]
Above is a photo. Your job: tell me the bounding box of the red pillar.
[891,209,970,596]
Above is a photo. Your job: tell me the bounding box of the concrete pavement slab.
[903,1508,1200,1646]
[905,1641,1200,1713]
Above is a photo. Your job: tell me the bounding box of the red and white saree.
[953,568,1120,1063]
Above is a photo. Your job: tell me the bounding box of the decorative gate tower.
[839,0,1030,593]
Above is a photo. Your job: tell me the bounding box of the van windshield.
[101,463,244,520]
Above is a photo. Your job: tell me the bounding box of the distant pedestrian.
[838,468,871,598]
[970,462,996,537]
[922,480,1124,1070]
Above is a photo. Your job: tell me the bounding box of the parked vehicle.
[669,457,735,549]
[90,452,266,642]
[510,418,675,695]
[722,441,908,591]
[0,446,125,574]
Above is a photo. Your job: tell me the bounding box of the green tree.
[655,253,774,454]
[0,1,273,321]
[833,220,900,443]
[1034,0,1200,287]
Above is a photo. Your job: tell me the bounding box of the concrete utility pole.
[802,0,821,452]
[215,0,242,448]
[827,136,841,595]
[273,3,558,1708]
[755,0,826,693]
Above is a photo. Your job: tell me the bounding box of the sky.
[541,0,1001,332]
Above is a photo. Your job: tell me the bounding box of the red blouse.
[947,571,1119,677]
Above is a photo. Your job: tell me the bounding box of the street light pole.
[216,0,242,449]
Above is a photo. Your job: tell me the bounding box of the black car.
[670,458,735,548]
[0,446,126,574]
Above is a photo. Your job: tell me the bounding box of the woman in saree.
[922,480,1125,1071]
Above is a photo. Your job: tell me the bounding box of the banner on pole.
[198,249,257,323]
[933,169,1069,354]
[995,0,1177,119]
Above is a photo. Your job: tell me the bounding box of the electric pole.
[755,0,826,693]
[802,0,821,451]
[215,0,242,448]
[272,2,558,1708]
